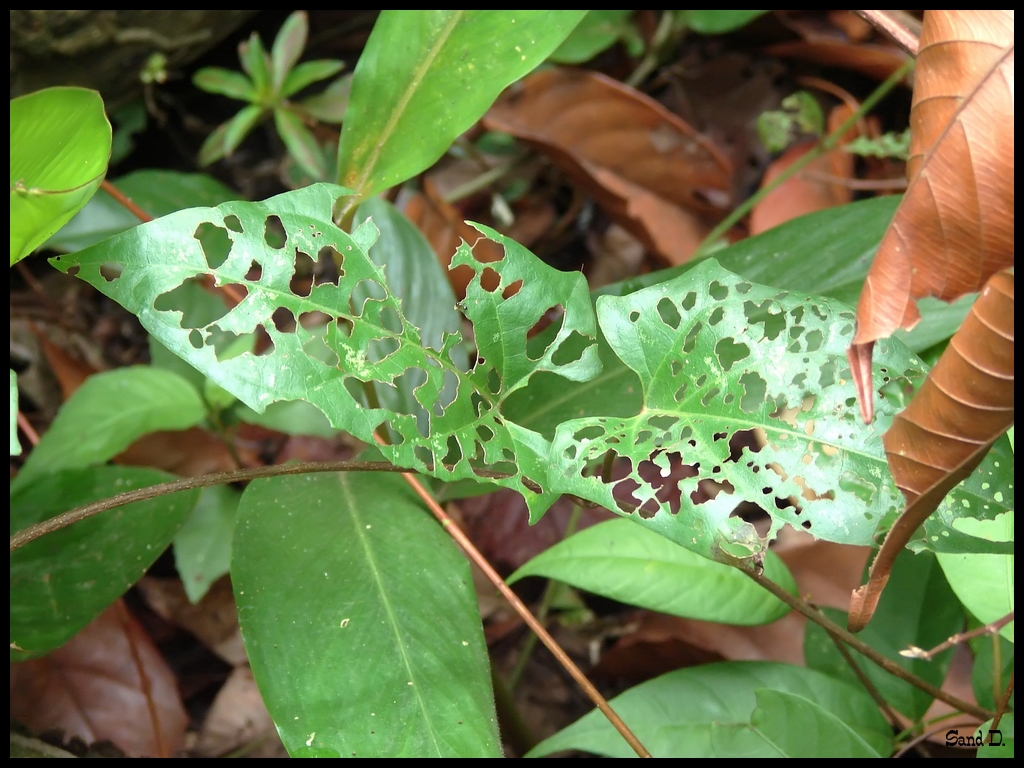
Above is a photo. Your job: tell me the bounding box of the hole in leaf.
[437,369,460,411]
[316,246,343,284]
[471,391,488,418]
[573,425,605,441]
[744,299,786,340]
[246,260,262,282]
[343,377,368,406]
[681,292,697,311]
[801,520,812,529]
[735,282,751,294]
[551,330,590,366]
[415,446,433,467]
[709,281,729,301]
[674,384,688,402]
[351,279,387,316]
[708,307,725,327]
[302,327,340,367]
[441,435,463,467]
[480,268,501,292]
[476,424,494,443]
[378,306,403,335]
[701,387,720,407]
[154,280,234,327]
[682,322,702,353]
[635,430,653,446]
[272,307,296,333]
[670,359,683,377]
[293,249,316,297]
[738,371,767,413]
[503,279,523,299]
[98,264,122,283]
[211,328,254,361]
[264,216,286,249]
[657,298,681,329]
[195,222,232,270]
[804,329,823,352]
[371,335,400,363]
[486,367,501,394]
[715,338,749,371]
[629,311,640,323]
[224,214,243,233]
[64,263,80,278]
[189,329,204,349]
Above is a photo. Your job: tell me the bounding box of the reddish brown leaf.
[10,601,188,757]
[851,11,1014,419]
[765,40,911,82]
[483,68,733,265]
[750,104,858,234]
[850,270,1014,632]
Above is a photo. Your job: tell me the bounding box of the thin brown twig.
[900,612,1014,660]
[101,179,153,223]
[989,670,1014,736]
[9,461,535,551]
[797,170,907,192]
[893,718,982,757]
[739,564,996,722]
[824,626,902,728]
[372,434,652,758]
[853,10,921,57]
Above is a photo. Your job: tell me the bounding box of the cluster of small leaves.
[194,11,348,180]
[757,91,825,153]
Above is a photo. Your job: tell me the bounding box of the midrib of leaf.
[340,475,443,756]
[344,11,464,208]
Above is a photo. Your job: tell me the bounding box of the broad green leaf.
[10,369,20,455]
[270,11,308,92]
[47,169,240,253]
[510,519,795,625]
[192,67,257,102]
[505,196,902,438]
[548,259,921,560]
[52,184,600,521]
[335,10,586,208]
[10,87,111,264]
[173,484,239,604]
[282,60,346,99]
[274,108,329,180]
[236,398,337,438]
[678,10,769,34]
[549,10,641,64]
[746,689,882,757]
[12,366,207,494]
[233,471,501,757]
[10,466,198,660]
[937,517,1014,643]
[527,661,892,758]
[804,549,965,719]
[976,714,1014,758]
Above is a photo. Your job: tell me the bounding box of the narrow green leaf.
[198,120,232,167]
[747,689,882,757]
[10,369,20,455]
[270,11,309,92]
[300,73,352,123]
[335,10,586,205]
[47,169,240,253]
[12,366,207,493]
[239,33,272,93]
[11,466,198,660]
[222,104,266,157]
[804,549,965,719]
[173,484,239,603]
[193,67,257,102]
[970,631,1014,711]
[52,184,599,521]
[548,259,922,559]
[274,109,329,180]
[10,87,111,264]
[678,10,769,34]
[511,519,795,625]
[527,661,892,758]
[233,471,501,757]
[549,10,639,64]
[282,60,346,98]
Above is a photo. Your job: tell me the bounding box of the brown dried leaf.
[483,68,733,265]
[849,270,1014,631]
[749,104,858,234]
[851,10,1014,370]
[195,667,282,758]
[10,601,188,758]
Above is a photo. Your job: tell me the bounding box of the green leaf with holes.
[233,471,500,757]
[548,259,923,561]
[335,10,586,209]
[11,87,111,265]
[51,183,600,521]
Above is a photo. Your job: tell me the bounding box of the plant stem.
[690,57,915,261]
[738,564,996,722]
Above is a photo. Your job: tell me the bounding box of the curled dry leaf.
[483,67,733,266]
[849,270,1014,632]
[850,10,1014,421]
[10,601,188,757]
